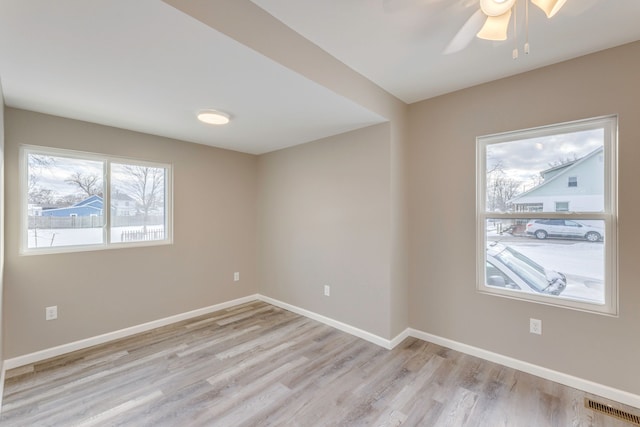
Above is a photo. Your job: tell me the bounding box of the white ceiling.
[251,0,640,103]
[1,0,639,154]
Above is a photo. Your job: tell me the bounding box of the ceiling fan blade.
[531,0,567,18]
[476,9,512,41]
[443,9,486,54]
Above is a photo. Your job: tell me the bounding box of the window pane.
[27,153,104,249]
[486,218,605,304]
[486,128,604,213]
[110,163,167,243]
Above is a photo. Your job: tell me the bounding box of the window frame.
[20,145,173,255]
[476,116,618,315]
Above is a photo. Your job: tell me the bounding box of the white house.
[510,147,604,213]
[111,192,137,216]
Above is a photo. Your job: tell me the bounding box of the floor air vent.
[585,398,640,425]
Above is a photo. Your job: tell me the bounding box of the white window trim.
[476,116,618,316]
[20,145,174,255]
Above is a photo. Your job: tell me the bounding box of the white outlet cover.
[46,306,58,320]
[324,285,330,296]
[234,272,240,281]
[530,318,542,335]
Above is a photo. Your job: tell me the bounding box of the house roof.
[539,159,580,178]
[112,193,135,202]
[509,147,604,203]
[75,195,102,207]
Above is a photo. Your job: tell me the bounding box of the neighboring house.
[510,147,604,213]
[41,194,103,217]
[39,194,139,218]
[27,204,43,216]
[112,192,137,216]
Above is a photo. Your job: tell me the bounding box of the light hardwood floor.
[1,301,638,426]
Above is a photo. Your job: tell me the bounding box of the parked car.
[525,219,603,242]
[486,242,567,296]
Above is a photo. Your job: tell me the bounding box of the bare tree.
[487,161,521,212]
[56,194,83,207]
[65,172,103,198]
[27,154,56,203]
[29,188,57,206]
[120,165,164,231]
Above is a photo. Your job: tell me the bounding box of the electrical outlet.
[234,272,240,282]
[46,306,58,321]
[324,285,330,297]
[530,318,542,335]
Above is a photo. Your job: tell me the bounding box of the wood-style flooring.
[1,301,638,426]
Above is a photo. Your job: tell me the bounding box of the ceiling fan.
[445,0,568,55]
[477,0,566,40]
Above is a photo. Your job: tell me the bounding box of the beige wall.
[166,0,411,338]
[0,81,5,366]
[258,123,394,338]
[3,108,259,358]
[408,41,640,395]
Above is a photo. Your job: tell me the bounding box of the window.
[477,116,617,315]
[21,146,172,254]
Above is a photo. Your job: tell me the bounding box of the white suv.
[525,219,603,242]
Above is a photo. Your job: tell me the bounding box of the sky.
[29,154,103,197]
[485,128,604,190]
[28,153,164,200]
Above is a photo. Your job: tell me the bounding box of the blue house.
[41,195,104,217]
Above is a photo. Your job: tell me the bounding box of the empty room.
[0,0,639,425]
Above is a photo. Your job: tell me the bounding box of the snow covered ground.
[28,226,165,248]
[506,242,604,303]
[487,228,604,303]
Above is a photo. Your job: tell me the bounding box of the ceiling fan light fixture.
[479,0,516,16]
[477,9,512,41]
[531,0,567,18]
[197,110,230,125]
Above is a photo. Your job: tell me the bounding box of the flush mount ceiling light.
[476,0,567,58]
[197,110,230,125]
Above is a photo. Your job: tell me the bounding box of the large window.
[477,116,617,315]
[21,146,172,254]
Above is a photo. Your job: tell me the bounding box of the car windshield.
[493,247,548,292]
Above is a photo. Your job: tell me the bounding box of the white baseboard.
[3,294,259,370]
[407,328,640,410]
[257,294,397,349]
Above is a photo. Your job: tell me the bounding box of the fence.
[28,215,164,229]
[121,228,165,242]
